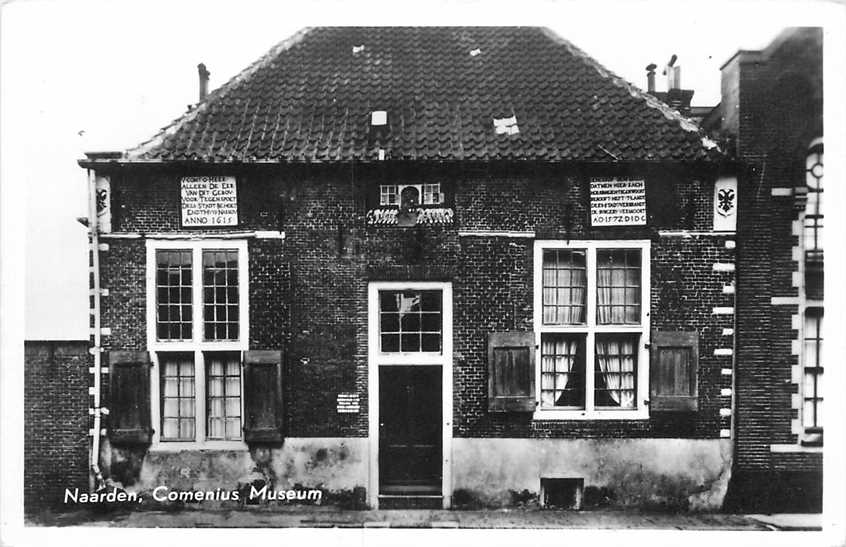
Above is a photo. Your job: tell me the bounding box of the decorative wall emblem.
[717,188,735,217]
[713,176,738,231]
[366,207,454,226]
[94,175,111,233]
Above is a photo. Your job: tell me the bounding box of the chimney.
[646,63,657,93]
[197,63,210,102]
[663,54,680,91]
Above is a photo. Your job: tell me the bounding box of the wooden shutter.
[488,332,536,412]
[107,351,153,444]
[243,350,284,443]
[650,331,699,411]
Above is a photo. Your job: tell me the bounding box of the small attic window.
[380,183,443,206]
[493,116,519,135]
[352,44,365,55]
[470,48,482,57]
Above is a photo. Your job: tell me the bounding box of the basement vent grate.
[540,478,584,510]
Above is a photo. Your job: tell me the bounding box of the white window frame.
[379,183,443,206]
[800,136,824,444]
[367,281,453,509]
[146,239,249,450]
[533,239,651,420]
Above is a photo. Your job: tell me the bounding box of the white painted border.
[792,161,825,448]
[367,281,453,509]
[103,230,284,240]
[457,230,536,238]
[146,239,249,450]
[532,240,650,420]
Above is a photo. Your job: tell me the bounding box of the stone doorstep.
[363,521,392,528]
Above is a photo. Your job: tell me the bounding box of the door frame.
[367,281,453,509]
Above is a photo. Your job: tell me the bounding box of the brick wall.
[24,341,91,514]
[99,163,730,442]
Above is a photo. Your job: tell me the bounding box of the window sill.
[149,440,249,452]
[148,342,249,355]
[533,409,650,421]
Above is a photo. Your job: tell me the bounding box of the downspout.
[87,167,105,491]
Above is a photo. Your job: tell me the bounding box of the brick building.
[707,27,824,513]
[61,27,743,511]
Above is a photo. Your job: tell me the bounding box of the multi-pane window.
[154,248,241,342]
[156,250,193,340]
[542,250,586,324]
[380,185,398,206]
[159,352,243,443]
[206,352,242,441]
[805,142,823,300]
[540,335,585,407]
[535,241,649,416]
[148,240,248,445]
[422,183,442,205]
[802,309,823,445]
[160,353,196,441]
[594,335,637,409]
[596,250,641,325]
[379,183,444,206]
[379,290,442,353]
[203,250,240,340]
[801,140,823,447]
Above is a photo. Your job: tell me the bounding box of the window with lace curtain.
[535,241,650,418]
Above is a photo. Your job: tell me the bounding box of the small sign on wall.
[181,176,238,227]
[590,178,647,226]
[336,393,360,414]
[713,176,738,232]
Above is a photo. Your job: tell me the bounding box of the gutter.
[87,167,106,491]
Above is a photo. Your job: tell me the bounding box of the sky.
[1,0,841,339]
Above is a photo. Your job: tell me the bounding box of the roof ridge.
[538,27,702,135]
[125,27,315,160]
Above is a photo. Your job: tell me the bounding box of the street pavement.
[25,507,823,530]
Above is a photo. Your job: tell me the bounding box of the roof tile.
[126,27,719,163]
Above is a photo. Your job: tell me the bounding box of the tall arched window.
[804,139,823,299]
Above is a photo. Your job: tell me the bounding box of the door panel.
[379,366,442,494]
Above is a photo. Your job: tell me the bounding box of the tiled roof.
[127,27,720,163]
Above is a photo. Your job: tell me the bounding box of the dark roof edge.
[78,157,733,170]
[718,49,763,70]
[124,27,315,160]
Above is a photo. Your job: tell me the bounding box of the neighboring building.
[53,27,742,512]
[24,341,91,513]
[705,27,823,513]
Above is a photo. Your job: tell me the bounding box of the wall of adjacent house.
[92,162,735,508]
[723,28,823,513]
[24,340,91,514]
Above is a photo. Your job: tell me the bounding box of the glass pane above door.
[379,290,442,353]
